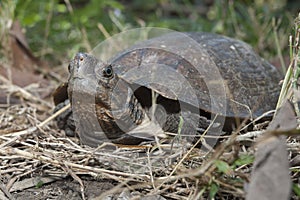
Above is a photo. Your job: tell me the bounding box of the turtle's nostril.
[74,53,85,62]
[72,53,85,70]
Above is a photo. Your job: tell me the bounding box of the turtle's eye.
[103,65,113,78]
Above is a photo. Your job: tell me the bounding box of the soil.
[11,176,116,200]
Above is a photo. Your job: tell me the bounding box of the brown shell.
[106,32,281,118]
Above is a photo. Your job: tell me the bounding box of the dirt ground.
[12,177,115,200]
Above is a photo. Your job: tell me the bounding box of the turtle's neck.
[95,79,146,141]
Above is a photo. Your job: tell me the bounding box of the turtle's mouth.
[70,76,84,80]
[68,74,98,100]
[70,71,96,79]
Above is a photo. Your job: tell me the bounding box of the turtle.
[53,32,282,147]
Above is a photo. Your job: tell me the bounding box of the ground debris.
[246,101,295,200]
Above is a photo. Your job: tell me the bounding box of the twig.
[1,103,70,141]
[236,130,263,141]
[0,147,150,180]
[63,163,86,200]
[97,23,111,39]
[0,180,13,200]
[156,114,219,190]
[0,75,52,108]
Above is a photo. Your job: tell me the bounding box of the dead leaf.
[0,21,52,104]
[267,101,297,131]
[256,101,298,141]
[246,101,294,200]
[9,20,41,70]
[9,176,61,192]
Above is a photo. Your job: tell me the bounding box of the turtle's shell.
[106,32,281,119]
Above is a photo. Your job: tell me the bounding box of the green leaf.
[214,160,231,174]
[209,182,219,199]
[293,183,300,197]
[233,154,254,168]
[177,116,184,135]
[56,4,67,13]
[22,12,41,26]
[35,180,44,188]
[103,0,124,10]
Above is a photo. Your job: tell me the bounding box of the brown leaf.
[246,101,294,200]
[267,101,297,131]
[9,20,41,70]
[0,21,52,104]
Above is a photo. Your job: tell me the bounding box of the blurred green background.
[1,0,299,69]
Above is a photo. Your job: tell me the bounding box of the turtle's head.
[67,53,102,102]
[68,53,98,81]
